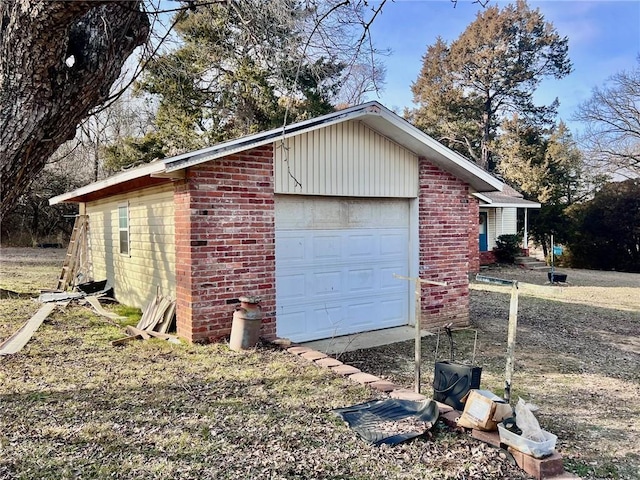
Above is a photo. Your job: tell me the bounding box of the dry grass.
[341,265,640,480]
[0,248,528,480]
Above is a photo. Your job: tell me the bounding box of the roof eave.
[359,109,503,192]
[163,104,375,173]
[481,201,541,209]
[49,161,167,205]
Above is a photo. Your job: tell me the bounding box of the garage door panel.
[347,268,375,292]
[380,298,406,324]
[312,304,344,338]
[380,232,407,255]
[347,234,376,257]
[278,272,306,298]
[313,235,342,259]
[313,270,343,296]
[347,301,377,327]
[380,267,403,289]
[278,310,307,337]
[278,236,306,262]
[276,197,411,342]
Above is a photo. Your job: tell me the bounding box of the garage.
[275,196,412,342]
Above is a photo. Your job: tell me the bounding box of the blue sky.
[368,0,640,134]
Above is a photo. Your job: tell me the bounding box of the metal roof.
[50,101,503,205]
[474,184,541,209]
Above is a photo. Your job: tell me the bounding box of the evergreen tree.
[134,1,348,155]
[497,118,605,257]
[410,0,571,171]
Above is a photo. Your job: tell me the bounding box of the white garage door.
[275,196,411,342]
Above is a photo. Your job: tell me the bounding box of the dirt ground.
[341,264,640,479]
[1,248,639,479]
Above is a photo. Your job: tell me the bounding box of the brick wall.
[480,250,497,265]
[418,158,476,330]
[174,145,276,343]
[468,198,480,273]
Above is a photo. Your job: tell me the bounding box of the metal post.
[523,208,528,252]
[550,234,555,281]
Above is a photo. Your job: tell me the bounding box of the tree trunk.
[0,1,149,220]
[480,99,491,171]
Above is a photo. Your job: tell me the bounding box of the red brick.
[315,357,343,368]
[440,410,463,429]
[368,380,398,392]
[471,428,501,447]
[174,145,276,343]
[389,389,427,402]
[330,364,361,376]
[348,372,380,384]
[435,401,455,414]
[508,448,565,480]
[418,157,474,330]
[300,350,328,361]
[287,346,312,355]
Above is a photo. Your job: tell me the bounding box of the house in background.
[474,184,541,265]
[50,102,504,344]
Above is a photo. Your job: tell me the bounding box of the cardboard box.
[457,389,513,431]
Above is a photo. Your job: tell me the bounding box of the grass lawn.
[0,248,528,480]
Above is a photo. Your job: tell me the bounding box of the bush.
[566,179,640,273]
[494,234,522,264]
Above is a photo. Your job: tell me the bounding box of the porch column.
[523,208,529,250]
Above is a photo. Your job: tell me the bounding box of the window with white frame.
[118,204,130,255]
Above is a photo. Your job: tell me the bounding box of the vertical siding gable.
[274,120,418,197]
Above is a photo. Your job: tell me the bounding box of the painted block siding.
[418,159,476,330]
[85,184,176,309]
[174,145,276,343]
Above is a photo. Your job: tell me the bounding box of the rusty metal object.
[229,296,262,351]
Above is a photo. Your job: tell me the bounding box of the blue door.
[479,212,488,252]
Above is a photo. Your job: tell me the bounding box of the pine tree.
[410,0,571,171]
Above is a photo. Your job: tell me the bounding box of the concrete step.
[516,256,550,270]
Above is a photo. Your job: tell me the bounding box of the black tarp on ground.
[333,398,439,446]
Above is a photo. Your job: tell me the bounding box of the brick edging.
[274,340,581,480]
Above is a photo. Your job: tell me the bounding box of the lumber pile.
[111,293,178,346]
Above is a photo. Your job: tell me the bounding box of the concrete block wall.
[418,158,475,330]
[174,145,276,343]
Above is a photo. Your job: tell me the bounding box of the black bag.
[432,326,482,411]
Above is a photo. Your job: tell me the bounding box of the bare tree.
[574,62,640,177]
[0,1,150,220]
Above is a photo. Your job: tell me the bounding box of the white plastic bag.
[515,397,546,442]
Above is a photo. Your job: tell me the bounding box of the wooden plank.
[125,325,151,340]
[111,334,142,346]
[0,303,57,355]
[86,296,127,320]
[144,297,172,331]
[136,295,159,330]
[155,301,176,334]
[145,330,176,340]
